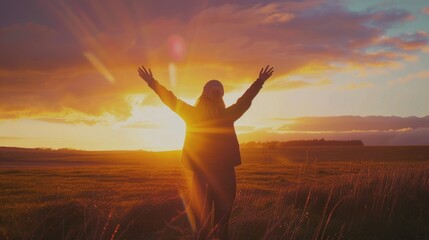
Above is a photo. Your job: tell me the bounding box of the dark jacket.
[148,79,264,172]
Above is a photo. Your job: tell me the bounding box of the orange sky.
[1,0,429,150]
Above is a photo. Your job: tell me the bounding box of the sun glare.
[149,116,186,151]
[135,106,186,151]
[161,113,186,143]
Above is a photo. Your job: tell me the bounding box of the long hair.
[195,94,226,118]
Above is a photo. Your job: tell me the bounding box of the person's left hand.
[258,65,274,82]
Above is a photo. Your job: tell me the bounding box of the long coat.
[148,79,264,172]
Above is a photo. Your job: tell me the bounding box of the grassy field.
[1,146,429,240]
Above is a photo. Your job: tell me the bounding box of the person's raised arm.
[138,66,194,121]
[226,65,274,121]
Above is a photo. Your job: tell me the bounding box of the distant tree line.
[241,139,364,148]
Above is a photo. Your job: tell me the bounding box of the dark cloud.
[0,23,84,70]
[0,0,55,27]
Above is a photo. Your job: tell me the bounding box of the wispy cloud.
[121,121,159,129]
[388,70,429,85]
[265,78,332,91]
[339,82,374,90]
[278,115,429,131]
[0,136,39,141]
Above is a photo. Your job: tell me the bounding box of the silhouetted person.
[138,65,274,240]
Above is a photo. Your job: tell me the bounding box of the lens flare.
[167,35,186,62]
[83,52,116,84]
[169,63,177,88]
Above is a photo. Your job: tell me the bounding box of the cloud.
[277,115,429,131]
[0,23,84,70]
[0,136,39,141]
[235,125,256,132]
[388,70,429,85]
[184,1,419,70]
[35,117,99,126]
[1,0,428,122]
[376,31,429,51]
[0,67,146,121]
[121,121,159,129]
[238,115,429,146]
[238,127,429,146]
[265,78,331,90]
[339,82,374,90]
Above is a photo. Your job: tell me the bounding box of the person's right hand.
[138,66,155,84]
[258,65,274,83]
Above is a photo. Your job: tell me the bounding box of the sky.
[1,0,429,150]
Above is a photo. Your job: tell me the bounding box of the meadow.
[0,146,428,240]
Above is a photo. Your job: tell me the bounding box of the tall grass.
[231,162,429,239]
[0,147,428,239]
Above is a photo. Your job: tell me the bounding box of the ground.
[0,146,428,239]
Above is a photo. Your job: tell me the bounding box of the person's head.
[195,80,225,116]
[202,80,224,101]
